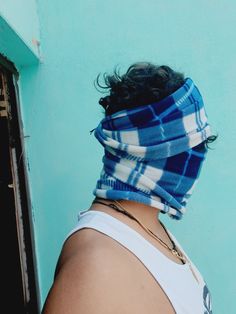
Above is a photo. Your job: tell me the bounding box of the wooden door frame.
[0,54,40,313]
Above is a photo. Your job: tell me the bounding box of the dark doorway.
[0,56,39,313]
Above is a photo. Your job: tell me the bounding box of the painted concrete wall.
[1,1,236,312]
[0,0,40,59]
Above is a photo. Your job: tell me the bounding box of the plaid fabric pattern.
[92,77,212,220]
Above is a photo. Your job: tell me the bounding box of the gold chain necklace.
[92,198,186,264]
[92,198,201,283]
[113,200,187,264]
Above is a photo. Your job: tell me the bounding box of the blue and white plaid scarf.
[91,77,212,220]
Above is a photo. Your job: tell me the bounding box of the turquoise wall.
[1,1,235,312]
[0,0,40,58]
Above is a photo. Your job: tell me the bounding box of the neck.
[90,197,163,232]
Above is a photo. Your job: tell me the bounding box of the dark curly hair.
[95,62,218,149]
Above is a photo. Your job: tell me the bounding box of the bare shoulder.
[42,228,175,314]
[41,228,132,314]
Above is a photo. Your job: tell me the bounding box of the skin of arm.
[41,228,174,314]
[41,229,129,314]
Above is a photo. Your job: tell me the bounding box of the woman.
[42,62,217,313]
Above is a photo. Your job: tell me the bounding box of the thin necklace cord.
[92,197,186,264]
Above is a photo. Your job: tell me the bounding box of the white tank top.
[66,209,213,314]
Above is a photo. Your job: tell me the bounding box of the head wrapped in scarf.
[91,77,212,220]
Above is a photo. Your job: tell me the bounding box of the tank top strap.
[66,209,210,314]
